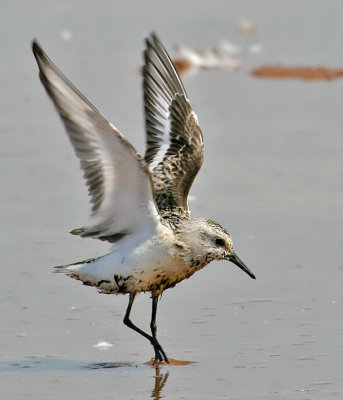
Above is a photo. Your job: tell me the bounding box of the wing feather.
[143,33,204,217]
[32,41,160,242]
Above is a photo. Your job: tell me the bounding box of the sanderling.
[32,33,255,364]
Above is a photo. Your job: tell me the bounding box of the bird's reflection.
[151,366,169,400]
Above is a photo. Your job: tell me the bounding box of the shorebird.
[32,33,256,364]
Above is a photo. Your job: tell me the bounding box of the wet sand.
[1,1,343,399]
[252,65,343,80]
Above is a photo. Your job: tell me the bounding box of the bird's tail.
[54,257,98,274]
[53,255,118,293]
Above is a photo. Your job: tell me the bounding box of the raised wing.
[32,41,160,242]
[143,33,204,218]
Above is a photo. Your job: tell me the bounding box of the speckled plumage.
[32,33,255,363]
[143,36,204,218]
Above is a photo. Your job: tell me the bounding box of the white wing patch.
[148,111,171,170]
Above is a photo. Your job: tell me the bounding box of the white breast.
[65,224,192,294]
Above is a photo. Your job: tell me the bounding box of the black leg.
[150,296,158,338]
[150,295,169,363]
[123,293,169,363]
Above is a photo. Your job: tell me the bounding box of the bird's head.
[179,218,256,279]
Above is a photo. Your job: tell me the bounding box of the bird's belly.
[121,258,197,295]
[72,244,188,294]
[68,231,204,295]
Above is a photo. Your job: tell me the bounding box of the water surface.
[1,1,342,398]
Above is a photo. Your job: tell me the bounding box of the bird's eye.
[215,238,225,247]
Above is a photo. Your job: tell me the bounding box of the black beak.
[227,252,256,279]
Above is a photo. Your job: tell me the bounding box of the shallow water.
[1,1,343,398]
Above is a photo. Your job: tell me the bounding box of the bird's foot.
[151,338,169,364]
